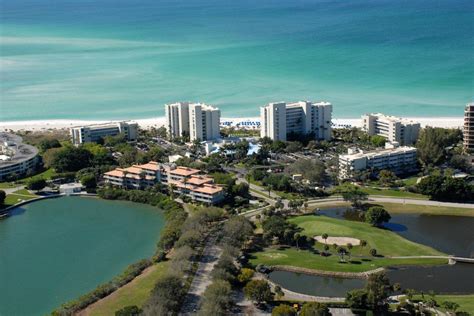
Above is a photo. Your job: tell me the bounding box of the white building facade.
[165,102,221,141]
[165,102,190,140]
[70,121,138,145]
[0,133,39,181]
[362,113,420,145]
[260,101,332,141]
[338,144,418,180]
[464,103,474,153]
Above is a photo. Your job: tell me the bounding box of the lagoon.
[0,196,165,316]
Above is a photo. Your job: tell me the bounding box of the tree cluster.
[417,174,473,202]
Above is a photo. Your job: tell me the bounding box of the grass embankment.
[380,203,474,217]
[18,168,56,183]
[3,189,38,208]
[250,215,446,273]
[0,182,17,189]
[360,187,428,200]
[312,202,474,217]
[412,294,474,314]
[86,262,169,316]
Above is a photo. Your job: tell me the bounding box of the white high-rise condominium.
[362,113,420,145]
[165,102,190,140]
[260,101,332,141]
[165,102,221,141]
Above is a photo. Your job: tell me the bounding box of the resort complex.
[103,161,225,204]
[260,101,332,141]
[338,142,418,179]
[362,113,420,145]
[165,102,221,141]
[0,133,39,181]
[70,121,138,145]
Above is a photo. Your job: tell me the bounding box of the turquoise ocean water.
[0,0,473,121]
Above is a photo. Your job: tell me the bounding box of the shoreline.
[0,116,465,132]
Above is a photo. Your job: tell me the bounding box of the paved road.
[179,236,223,315]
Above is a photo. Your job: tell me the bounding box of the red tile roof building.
[103,161,224,204]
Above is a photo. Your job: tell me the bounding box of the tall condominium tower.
[165,102,221,141]
[260,101,332,141]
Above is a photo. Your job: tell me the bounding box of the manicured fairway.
[250,215,446,273]
[291,215,444,256]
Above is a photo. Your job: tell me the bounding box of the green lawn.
[291,215,443,256]
[0,182,17,189]
[412,294,474,314]
[250,215,446,273]
[380,202,474,217]
[88,261,169,316]
[3,189,38,208]
[17,168,57,183]
[360,187,428,200]
[250,248,447,273]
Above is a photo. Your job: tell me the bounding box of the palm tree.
[347,243,353,260]
[323,244,329,257]
[322,233,329,244]
[360,240,367,255]
[168,183,176,199]
[294,233,301,250]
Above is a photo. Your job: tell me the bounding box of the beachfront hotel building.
[165,102,221,141]
[338,143,418,180]
[0,133,39,181]
[362,113,420,145]
[464,103,474,153]
[70,121,138,145]
[260,101,332,141]
[103,161,225,204]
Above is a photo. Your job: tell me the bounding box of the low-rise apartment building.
[0,133,39,181]
[260,101,332,141]
[338,143,418,180]
[362,113,420,145]
[103,162,224,204]
[70,121,138,145]
[165,102,221,141]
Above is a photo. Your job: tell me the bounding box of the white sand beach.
[0,116,464,132]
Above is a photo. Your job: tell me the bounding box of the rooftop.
[340,146,417,160]
[0,133,39,167]
[365,113,419,125]
[169,166,201,177]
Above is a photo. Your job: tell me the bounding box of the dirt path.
[179,236,223,315]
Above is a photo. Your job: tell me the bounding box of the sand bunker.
[314,236,360,246]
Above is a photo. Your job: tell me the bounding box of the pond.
[0,196,165,316]
[268,263,474,297]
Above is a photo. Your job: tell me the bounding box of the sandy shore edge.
[0,116,464,132]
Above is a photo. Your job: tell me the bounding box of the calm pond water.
[0,196,165,316]
[269,270,365,297]
[269,263,474,297]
